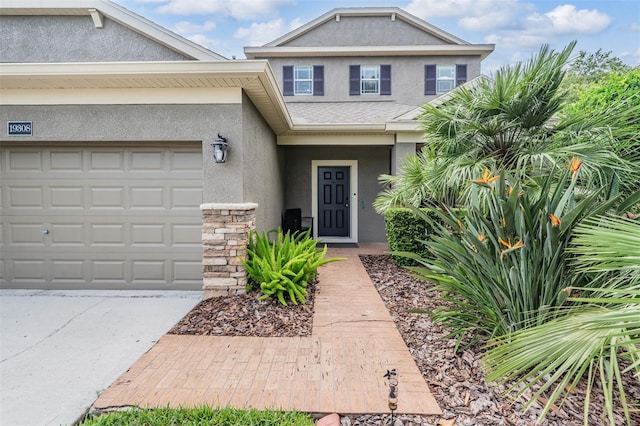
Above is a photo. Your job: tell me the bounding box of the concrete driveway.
[0,289,201,426]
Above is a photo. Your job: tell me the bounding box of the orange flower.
[569,156,582,178]
[499,237,511,248]
[499,237,524,258]
[473,168,499,185]
[478,233,486,242]
[549,214,561,227]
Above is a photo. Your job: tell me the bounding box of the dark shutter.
[380,64,391,95]
[456,64,467,86]
[283,65,294,96]
[349,65,361,96]
[425,64,436,95]
[313,65,324,96]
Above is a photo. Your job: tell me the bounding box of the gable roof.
[245,7,494,59]
[269,7,468,47]
[0,0,226,61]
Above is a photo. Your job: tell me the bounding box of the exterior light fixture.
[212,133,228,163]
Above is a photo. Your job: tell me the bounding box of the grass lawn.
[79,406,315,425]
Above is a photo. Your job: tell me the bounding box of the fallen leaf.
[437,418,456,426]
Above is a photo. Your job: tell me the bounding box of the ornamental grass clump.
[241,228,343,306]
[404,162,637,345]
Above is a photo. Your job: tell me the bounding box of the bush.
[384,207,465,266]
[405,166,635,344]
[241,229,343,306]
[384,208,435,266]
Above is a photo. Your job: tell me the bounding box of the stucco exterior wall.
[284,146,390,242]
[240,93,285,232]
[0,104,244,204]
[0,15,191,62]
[266,55,482,106]
[283,16,449,47]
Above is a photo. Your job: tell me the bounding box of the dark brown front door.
[318,166,350,237]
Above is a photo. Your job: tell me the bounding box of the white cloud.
[525,4,611,35]
[186,34,222,50]
[483,4,613,49]
[630,22,640,32]
[459,11,516,32]
[154,0,294,20]
[406,0,528,30]
[234,18,303,47]
[171,20,215,34]
[619,48,640,66]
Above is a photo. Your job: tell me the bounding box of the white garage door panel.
[1,145,203,290]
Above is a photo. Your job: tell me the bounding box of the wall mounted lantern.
[212,133,228,163]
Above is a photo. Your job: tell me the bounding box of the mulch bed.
[168,279,316,337]
[168,255,639,425]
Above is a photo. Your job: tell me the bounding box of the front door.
[317,166,350,237]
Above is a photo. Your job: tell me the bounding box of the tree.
[374,42,640,213]
[567,49,632,82]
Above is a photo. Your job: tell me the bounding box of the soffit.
[0,61,293,135]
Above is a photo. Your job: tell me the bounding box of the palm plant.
[375,42,640,213]
[483,215,640,425]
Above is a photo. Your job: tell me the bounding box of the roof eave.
[245,44,495,59]
[0,60,293,135]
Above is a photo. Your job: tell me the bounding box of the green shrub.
[384,208,435,266]
[384,207,466,266]
[241,229,343,306]
[405,166,636,344]
[80,406,315,425]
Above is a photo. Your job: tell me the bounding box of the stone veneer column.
[200,203,257,299]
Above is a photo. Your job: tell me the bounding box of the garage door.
[0,144,203,290]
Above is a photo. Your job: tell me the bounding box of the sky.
[115,0,640,74]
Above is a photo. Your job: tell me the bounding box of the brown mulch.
[168,279,316,337]
[167,255,639,425]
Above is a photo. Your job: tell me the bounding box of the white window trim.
[294,65,313,95]
[436,65,455,94]
[360,65,380,95]
[311,160,358,243]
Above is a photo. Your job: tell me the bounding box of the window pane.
[362,80,379,94]
[437,65,454,79]
[437,80,454,93]
[295,81,312,94]
[361,65,379,79]
[295,66,312,79]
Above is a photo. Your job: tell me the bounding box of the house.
[0,1,493,290]
[245,7,493,244]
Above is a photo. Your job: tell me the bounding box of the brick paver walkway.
[93,244,442,415]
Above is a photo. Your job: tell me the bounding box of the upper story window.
[425,64,467,95]
[295,66,313,94]
[350,64,391,95]
[360,65,380,94]
[283,65,324,96]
